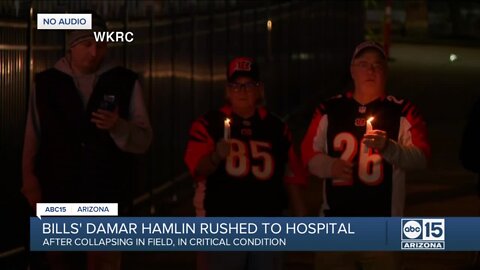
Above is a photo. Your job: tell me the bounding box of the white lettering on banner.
[74,238,134,246]
[185,238,287,247]
[199,223,258,235]
[141,223,196,234]
[42,223,80,234]
[86,223,137,234]
[146,238,175,246]
[189,238,231,246]
[233,238,287,246]
[401,242,445,249]
[42,238,72,246]
[284,223,355,235]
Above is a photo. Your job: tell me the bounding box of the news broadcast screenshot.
[1,0,480,269]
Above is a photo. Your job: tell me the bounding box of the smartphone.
[99,95,116,111]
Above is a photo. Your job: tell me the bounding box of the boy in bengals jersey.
[185,56,307,270]
[301,41,430,270]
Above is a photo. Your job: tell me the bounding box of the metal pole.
[240,4,244,54]
[225,0,230,64]
[26,0,33,112]
[253,5,258,59]
[170,5,176,209]
[123,0,129,67]
[384,0,392,59]
[208,0,214,107]
[148,5,155,215]
[190,6,195,115]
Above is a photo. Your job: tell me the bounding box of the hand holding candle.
[363,117,389,151]
[224,118,231,140]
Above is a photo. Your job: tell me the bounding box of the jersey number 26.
[333,132,383,186]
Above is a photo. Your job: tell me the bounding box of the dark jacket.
[460,98,480,195]
[34,67,137,206]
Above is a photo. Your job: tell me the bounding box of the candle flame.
[224,118,231,126]
[267,20,272,31]
[367,117,374,123]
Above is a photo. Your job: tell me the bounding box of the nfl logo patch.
[359,106,367,113]
[241,128,252,136]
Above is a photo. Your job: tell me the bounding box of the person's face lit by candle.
[226,76,264,113]
[351,49,387,99]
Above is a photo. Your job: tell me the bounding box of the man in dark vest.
[21,12,152,270]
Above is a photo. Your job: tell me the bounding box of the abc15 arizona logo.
[401,219,445,250]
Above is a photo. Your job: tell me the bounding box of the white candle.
[224,118,231,140]
[366,117,374,135]
[364,117,374,153]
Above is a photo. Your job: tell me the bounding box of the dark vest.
[34,67,137,207]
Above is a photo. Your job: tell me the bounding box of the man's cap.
[351,41,386,63]
[227,56,260,82]
[67,12,107,48]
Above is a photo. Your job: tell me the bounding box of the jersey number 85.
[226,139,275,181]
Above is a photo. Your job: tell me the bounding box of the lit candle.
[224,118,231,140]
[366,117,374,135]
[364,117,374,153]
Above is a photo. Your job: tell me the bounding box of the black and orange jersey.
[302,92,430,217]
[185,106,306,217]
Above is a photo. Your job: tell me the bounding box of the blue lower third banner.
[30,217,480,251]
